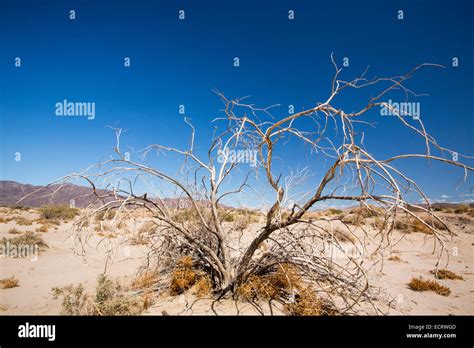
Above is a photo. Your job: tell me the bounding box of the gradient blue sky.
[0,0,473,205]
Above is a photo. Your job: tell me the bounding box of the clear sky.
[0,0,473,206]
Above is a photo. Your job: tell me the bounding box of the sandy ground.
[0,207,473,315]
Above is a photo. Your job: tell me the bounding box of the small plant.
[430,269,463,280]
[0,276,19,289]
[408,277,451,296]
[388,255,402,262]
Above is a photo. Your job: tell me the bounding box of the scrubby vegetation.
[0,276,19,289]
[408,277,451,296]
[52,274,144,315]
[1,231,48,250]
[39,205,78,220]
[8,227,22,235]
[431,269,463,280]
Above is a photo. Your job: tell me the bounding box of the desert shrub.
[15,217,33,226]
[430,269,463,280]
[302,211,321,220]
[8,227,22,235]
[0,276,19,289]
[35,225,49,233]
[222,212,235,222]
[39,205,78,220]
[2,231,48,250]
[234,216,251,231]
[170,256,197,295]
[349,206,380,218]
[454,204,470,214]
[329,227,355,243]
[130,222,155,245]
[388,255,402,262]
[341,214,365,226]
[52,274,143,316]
[328,208,343,215]
[194,274,213,298]
[12,205,30,211]
[443,208,454,213]
[171,209,201,223]
[411,220,433,234]
[408,277,451,296]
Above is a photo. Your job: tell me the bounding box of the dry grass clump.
[454,204,470,214]
[430,269,463,280]
[169,256,214,296]
[130,222,155,245]
[349,206,380,218]
[408,277,451,296]
[171,209,200,223]
[39,205,78,220]
[193,274,213,298]
[15,217,33,226]
[302,211,322,220]
[388,255,402,262]
[328,208,343,215]
[132,271,158,290]
[170,256,197,295]
[285,287,322,316]
[8,227,22,235]
[393,215,446,234]
[1,231,48,250]
[0,276,19,289]
[0,216,14,224]
[95,210,116,221]
[237,263,303,301]
[327,226,355,243]
[52,274,143,315]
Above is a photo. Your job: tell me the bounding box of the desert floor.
[0,207,473,315]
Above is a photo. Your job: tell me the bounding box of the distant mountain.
[0,181,221,209]
[0,180,114,208]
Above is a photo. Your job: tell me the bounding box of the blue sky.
[0,0,473,206]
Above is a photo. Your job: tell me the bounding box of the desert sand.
[0,206,473,315]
